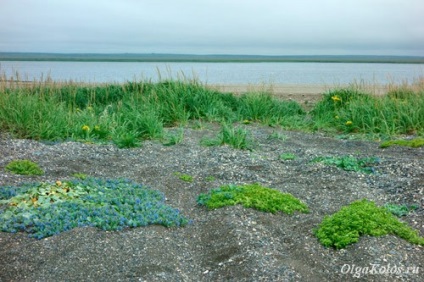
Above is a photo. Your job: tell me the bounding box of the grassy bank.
[0,77,423,147]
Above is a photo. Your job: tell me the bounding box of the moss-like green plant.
[380,138,424,148]
[5,160,44,175]
[384,203,418,217]
[0,177,189,239]
[205,176,216,182]
[72,173,89,180]
[197,183,309,214]
[312,156,379,173]
[315,199,424,249]
[279,153,296,161]
[174,172,194,182]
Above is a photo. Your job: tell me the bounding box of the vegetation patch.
[0,177,189,239]
[0,80,423,143]
[163,128,184,146]
[279,153,296,161]
[314,199,424,249]
[201,123,254,150]
[312,155,379,173]
[383,203,419,217]
[5,160,44,176]
[380,138,424,148]
[174,172,194,183]
[197,183,309,214]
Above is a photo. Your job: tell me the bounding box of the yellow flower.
[56,180,62,186]
[331,95,341,102]
[346,121,353,125]
[82,125,90,132]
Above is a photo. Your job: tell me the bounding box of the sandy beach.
[208,83,389,109]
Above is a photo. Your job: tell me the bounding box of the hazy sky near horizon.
[1,0,423,56]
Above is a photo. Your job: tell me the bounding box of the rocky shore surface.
[0,125,423,281]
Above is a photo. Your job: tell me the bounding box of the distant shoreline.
[1,53,424,64]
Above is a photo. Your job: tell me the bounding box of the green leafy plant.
[72,173,89,180]
[380,138,424,148]
[5,160,44,176]
[383,203,418,217]
[113,132,141,148]
[312,155,379,173]
[279,153,296,161]
[197,183,309,214]
[0,177,189,239]
[314,199,424,249]
[174,172,194,183]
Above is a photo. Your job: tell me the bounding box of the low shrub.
[0,177,189,239]
[314,199,424,249]
[5,160,44,176]
[197,183,309,214]
[380,138,424,148]
[312,156,379,173]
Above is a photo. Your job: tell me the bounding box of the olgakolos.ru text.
[341,263,419,278]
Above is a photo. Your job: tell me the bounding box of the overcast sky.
[1,0,423,56]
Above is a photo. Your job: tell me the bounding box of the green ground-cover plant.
[279,153,296,161]
[315,199,424,249]
[5,160,44,175]
[205,176,216,182]
[383,203,418,217]
[174,172,194,182]
[312,155,379,173]
[380,138,424,148]
[197,183,309,214]
[0,177,189,239]
[201,123,254,150]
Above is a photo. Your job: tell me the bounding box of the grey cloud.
[1,0,423,55]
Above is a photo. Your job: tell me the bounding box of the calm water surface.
[1,61,423,85]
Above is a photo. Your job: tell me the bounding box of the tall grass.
[312,85,424,136]
[0,76,423,147]
[0,78,305,147]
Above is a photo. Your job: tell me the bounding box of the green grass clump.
[380,138,424,148]
[197,183,309,214]
[0,177,189,239]
[201,123,254,150]
[315,199,424,249]
[312,156,379,173]
[5,160,44,175]
[163,128,184,146]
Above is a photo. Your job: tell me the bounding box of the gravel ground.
[0,124,423,282]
